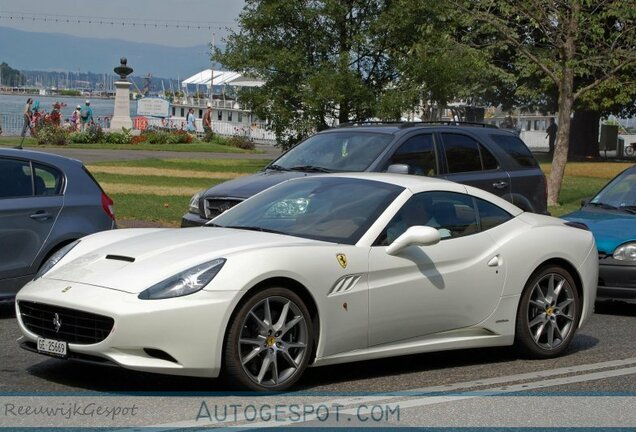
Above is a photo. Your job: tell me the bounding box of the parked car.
[182,122,548,227]
[17,174,595,391]
[0,148,116,301]
[562,164,636,303]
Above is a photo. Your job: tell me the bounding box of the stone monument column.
[109,58,134,131]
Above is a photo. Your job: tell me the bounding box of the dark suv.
[182,122,547,227]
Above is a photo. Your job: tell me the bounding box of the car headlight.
[138,258,226,300]
[35,240,81,279]
[188,190,204,214]
[613,243,636,261]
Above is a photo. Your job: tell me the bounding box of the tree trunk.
[547,79,575,207]
[569,110,600,159]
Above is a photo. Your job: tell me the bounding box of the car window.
[376,191,479,245]
[33,163,63,196]
[273,132,393,172]
[387,134,437,176]
[591,170,636,208]
[476,197,512,231]
[489,134,539,168]
[0,158,33,198]
[441,133,483,173]
[480,145,498,170]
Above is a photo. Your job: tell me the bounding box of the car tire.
[515,265,581,358]
[224,287,313,391]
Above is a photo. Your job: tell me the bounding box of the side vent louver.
[329,274,362,296]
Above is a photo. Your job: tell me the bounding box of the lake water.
[0,93,137,119]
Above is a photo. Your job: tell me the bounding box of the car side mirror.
[580,198,590,207]
[387,164,409,174]
[386,226,441,255]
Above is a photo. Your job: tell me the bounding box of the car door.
[382,133,439,176]
[440,132,512,201]
[367,191,505,346]
[0,158,64,286]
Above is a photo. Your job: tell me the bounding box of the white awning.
[181,69,265,88]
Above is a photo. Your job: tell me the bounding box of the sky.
[0,0,245,48]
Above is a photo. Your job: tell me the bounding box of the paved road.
[24,145,281,163]
[1,301,634,428]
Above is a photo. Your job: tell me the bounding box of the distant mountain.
[0,27,215,78]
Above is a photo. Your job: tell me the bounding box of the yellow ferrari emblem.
[336,254,348,269]
[61,286,72,293]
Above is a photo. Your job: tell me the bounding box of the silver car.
[0,148,115,301]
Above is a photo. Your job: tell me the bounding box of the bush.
[69,131,91,143]
[141,129,193,144]
[227,135,255,150]
[35,125,68,146]
[202,129,216,143]
[87,125,105,143]
[131,135,148,144]
[104,128,133,144]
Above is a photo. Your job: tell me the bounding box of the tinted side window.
[481,145,498,170]
[476,198,512,231]
[442,133,482,173]
[388,134,437,175]
[376,191,479,245]
[489,134,539,168]
[0,159,32,198]
[33,163,63,196]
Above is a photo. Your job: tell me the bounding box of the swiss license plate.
[37,337,68,358]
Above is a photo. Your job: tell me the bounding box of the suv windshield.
[211,177,403,244]
[271,131,393,172]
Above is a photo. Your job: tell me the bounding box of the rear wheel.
[515,266,580,358]
[224,287,313,391]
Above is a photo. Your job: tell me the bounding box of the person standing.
[203,103,213,136]
[186,108,197,133]
[20,98,33,138]
[70,105,81,131]
[546,118,558,154]
[80,100,94,131]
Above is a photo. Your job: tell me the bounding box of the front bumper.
[597,256,636,303]
[16,278,240,377]
[181,212,209,227]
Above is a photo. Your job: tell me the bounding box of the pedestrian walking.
[186,108,197,133]
[546,118,558,154]
[80,100,94,132]
[203,103,213,136]
[17,98,33,148]
[70,105,81,131]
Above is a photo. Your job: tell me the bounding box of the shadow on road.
[595,301,635,317]
[0,301,16,319]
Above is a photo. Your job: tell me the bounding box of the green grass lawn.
[0,137,262,153]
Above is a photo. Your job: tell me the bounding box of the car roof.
[322,121,511,137]
[0,148,83,167]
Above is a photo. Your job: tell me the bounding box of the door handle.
[487,255,501,267]
[29,211,52,220]
[492,181,508,190]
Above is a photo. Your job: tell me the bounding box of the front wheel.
[224,287,313,391]
[515,266,580,358]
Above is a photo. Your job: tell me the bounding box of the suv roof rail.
[335,120,499,129]
[399,121,499,129]
[336,121,404,128]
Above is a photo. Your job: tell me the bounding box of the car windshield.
[211,177,404,244]
[590,169,636,211]
[270,131,394,172]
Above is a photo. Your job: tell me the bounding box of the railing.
[0,113,112,136]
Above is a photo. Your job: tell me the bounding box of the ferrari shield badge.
[61,286,72,293]
[336,253,348,269]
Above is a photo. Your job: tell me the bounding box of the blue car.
[562,165,636,303]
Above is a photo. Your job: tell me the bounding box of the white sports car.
[16,174,598,391]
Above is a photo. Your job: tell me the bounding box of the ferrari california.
[16,174,597,390]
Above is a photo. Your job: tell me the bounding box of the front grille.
[204,198,242,218]
[19,301,114,345]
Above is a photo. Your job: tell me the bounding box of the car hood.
[45,227,323,293]
[203,169,313,199]
[561,208,636,254]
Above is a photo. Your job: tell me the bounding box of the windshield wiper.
[224,225,287,235]
[619,205,636,214]
[205,222,222,227]
[588,202,618,210]
[267,164,290,171]
[288,165,332,173]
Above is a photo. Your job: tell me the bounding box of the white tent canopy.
[181,69,264,88]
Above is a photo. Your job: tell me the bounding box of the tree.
[215,0,400,149]
[0,62,25,87]
[454,0,636,206]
